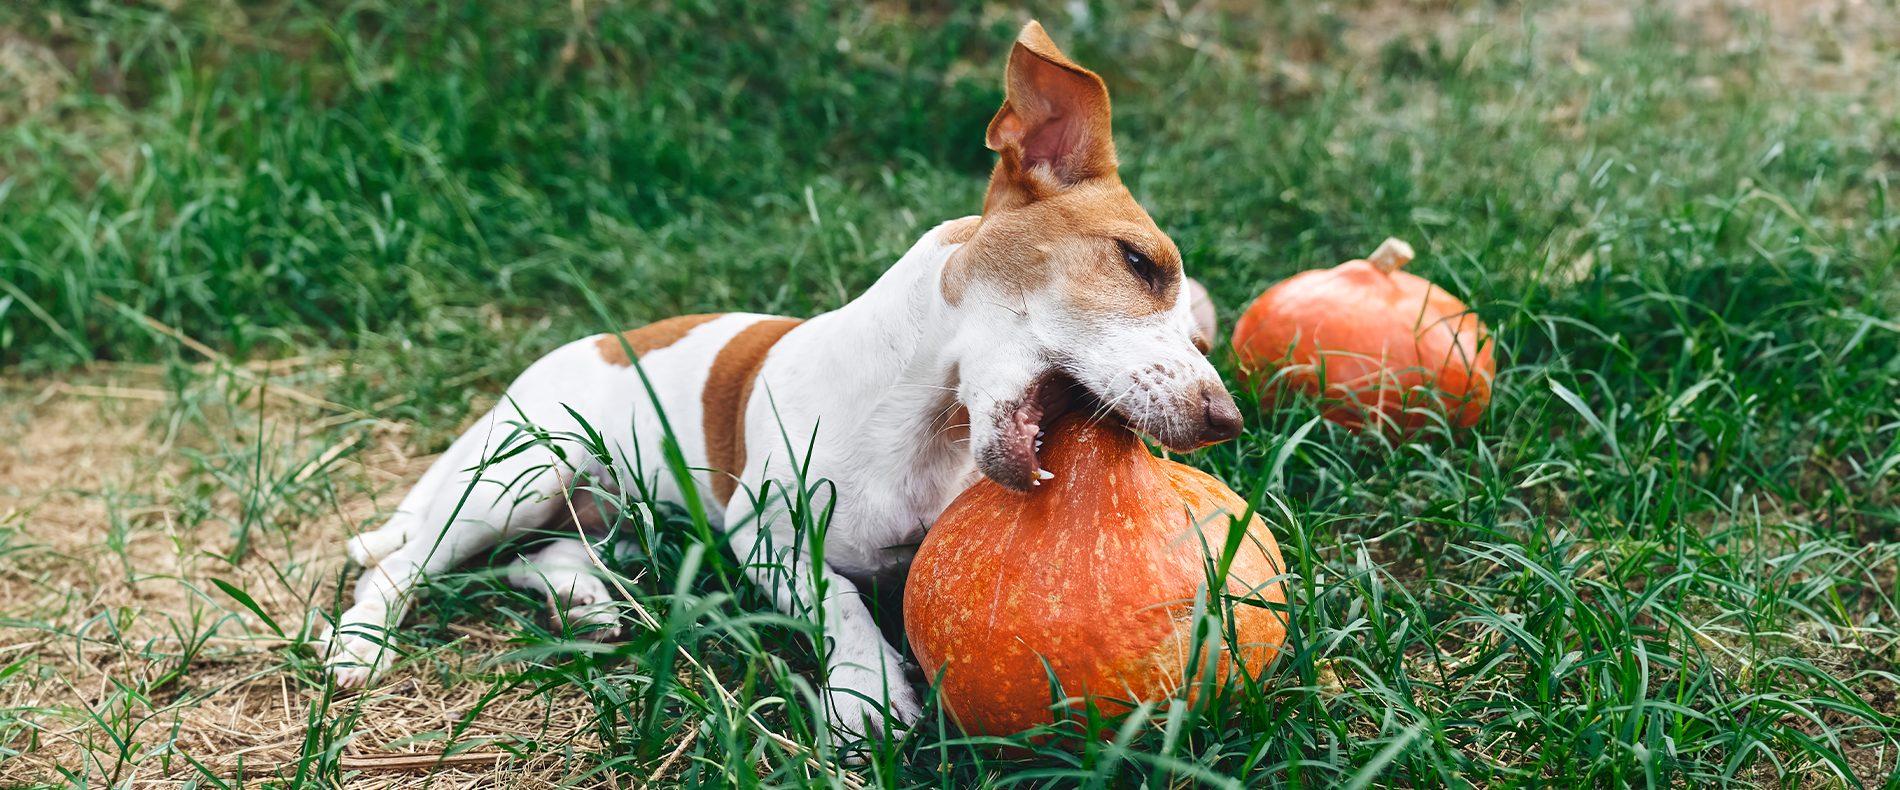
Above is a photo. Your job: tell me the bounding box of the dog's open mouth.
[988,370,1110,490]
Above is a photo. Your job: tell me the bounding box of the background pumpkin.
[1230,238,1494,433]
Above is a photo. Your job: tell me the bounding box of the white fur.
[505,538,622,639]
[320,217,1229,744]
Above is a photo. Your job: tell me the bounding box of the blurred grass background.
[7,2,1888,432]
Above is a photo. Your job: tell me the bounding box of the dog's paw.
[826,686,922,766]
[321,628,396,689]
[883,680,924,729]
[551,575,623,641]
[345,530,406,569]
[328,659,380,689]
[561,599,624,641]
[825,669,922,751]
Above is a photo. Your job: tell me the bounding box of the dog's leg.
[726,508,921,744]
[505,537,622,640]
[346,433,467,568]
[324,334,658,686]
[323,412,576,687]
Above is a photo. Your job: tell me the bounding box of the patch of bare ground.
[1205,0,1899,134]
[0,29,68,127]
[0,367,617,787]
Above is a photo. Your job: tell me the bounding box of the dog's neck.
[797,226,978,499]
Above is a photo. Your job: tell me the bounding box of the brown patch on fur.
[938,216,982,245]
[943,180,1180,315]
[594,313,726,366]
[702,318,803,504]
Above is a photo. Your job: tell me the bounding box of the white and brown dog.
[322,21,1240,741]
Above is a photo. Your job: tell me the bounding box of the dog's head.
[943,21,1241,491]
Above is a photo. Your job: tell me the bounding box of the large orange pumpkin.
[904,413,1289,738]
[1231,238,1494,432]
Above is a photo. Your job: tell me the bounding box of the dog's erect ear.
[983,21,1116,213]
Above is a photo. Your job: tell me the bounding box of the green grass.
[2,0,1898,787]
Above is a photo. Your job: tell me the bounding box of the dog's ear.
[983,21,1117,213]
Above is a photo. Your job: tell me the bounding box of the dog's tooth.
[1035,440,1044,450]
[1032,479,1041,487]
[1036,469,1055,480]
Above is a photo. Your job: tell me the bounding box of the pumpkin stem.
[1367,238,1415,273]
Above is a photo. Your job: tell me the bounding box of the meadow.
[1,1,1897,787]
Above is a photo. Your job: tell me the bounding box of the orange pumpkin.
[905,413,1289,738]
[1231,238,1494,432]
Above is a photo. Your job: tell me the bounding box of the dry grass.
[0,372,623,787]
[1261,0,1899,104]
[0,30,67,127]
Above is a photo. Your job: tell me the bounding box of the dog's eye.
[1117,240,1168,291]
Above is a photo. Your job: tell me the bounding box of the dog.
[321,20,1242,742]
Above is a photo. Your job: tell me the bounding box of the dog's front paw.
[561,599,624,642]
[825,666,923,748]
[319,622,397,688]
[544,571,623,641]
[345,530,406,569]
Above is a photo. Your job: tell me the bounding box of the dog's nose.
[1199,383,1244,445]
